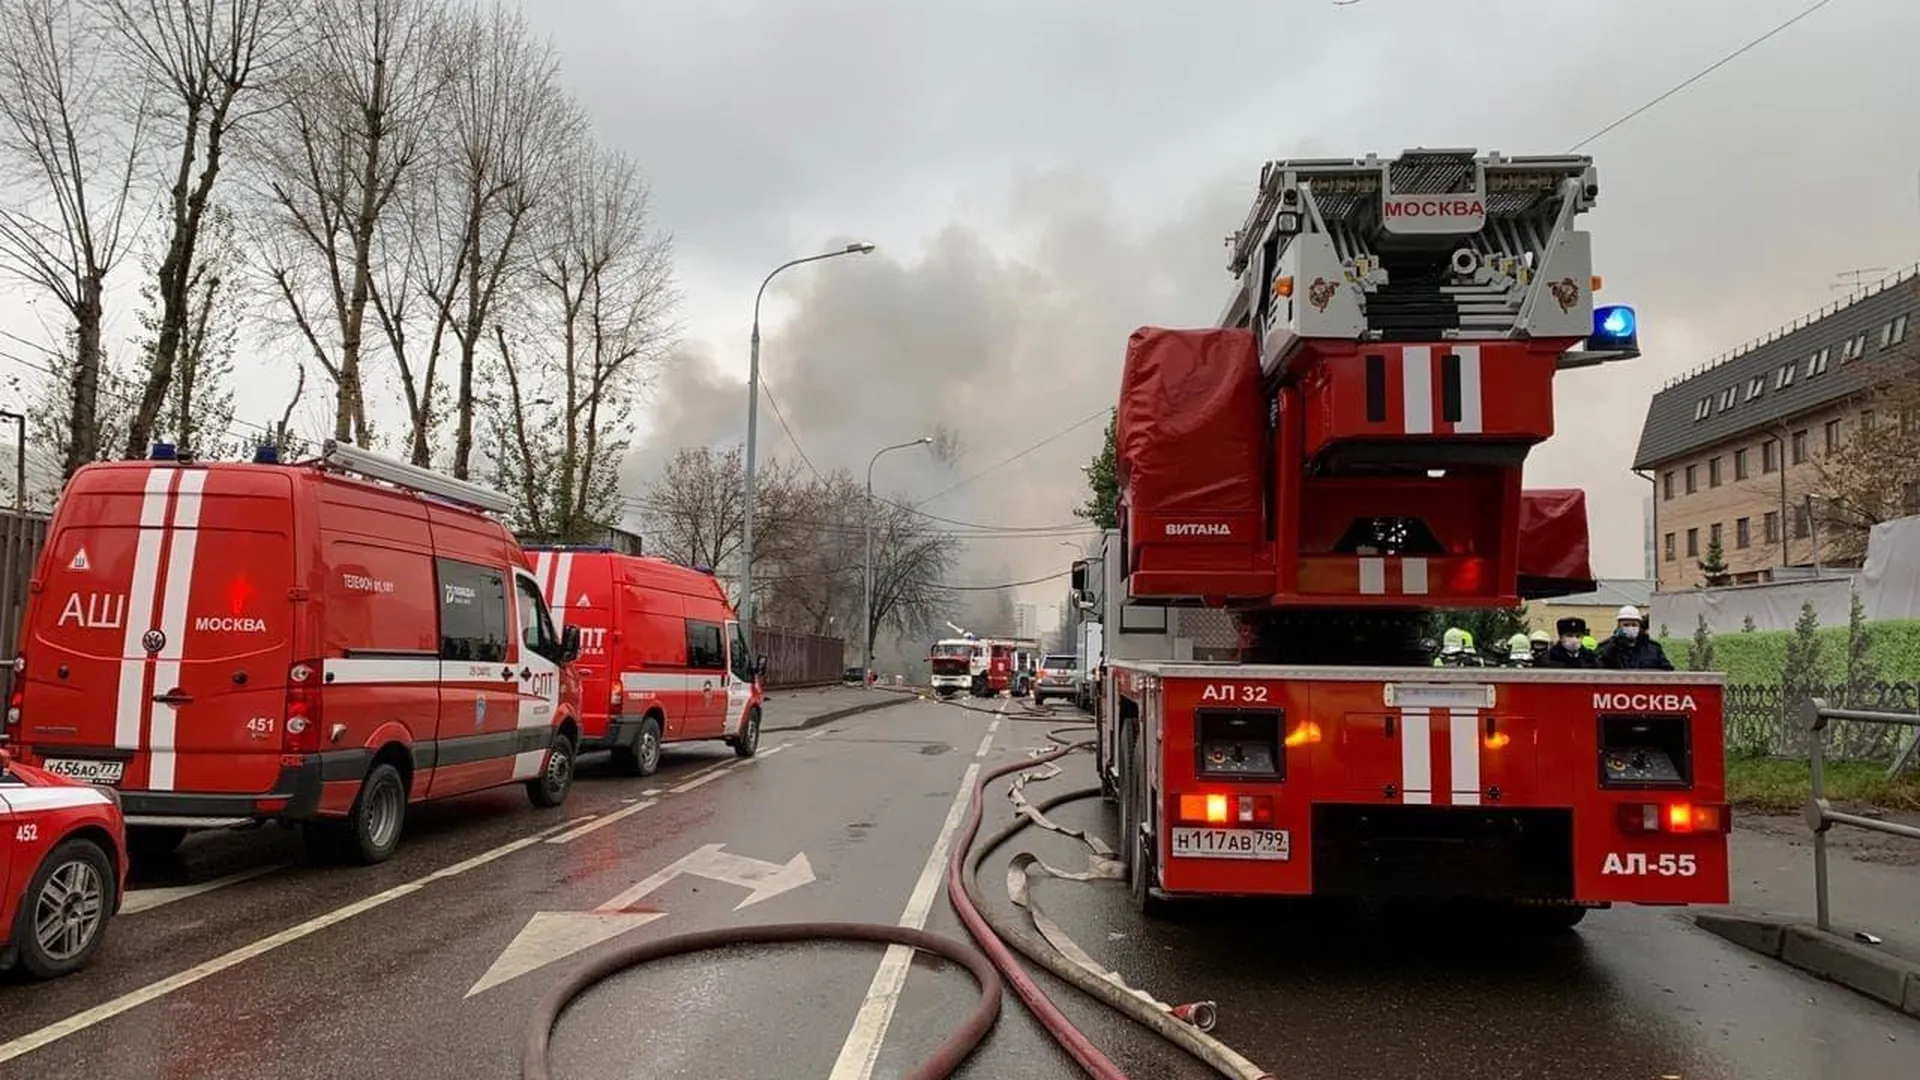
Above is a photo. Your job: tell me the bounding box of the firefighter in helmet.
[1528,629,1551,665]
[1543,616,1599,668]
[1502,632,1534,666]
[1433,627,1481,666]
[1598,605,1673,670]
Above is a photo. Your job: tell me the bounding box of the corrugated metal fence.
[0,509,50,708]
[752,626,846,689]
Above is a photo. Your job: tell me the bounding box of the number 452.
[14,824,37,842]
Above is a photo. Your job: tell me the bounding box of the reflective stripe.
[1399,707,1431,804]
[115,469,175,750]
[620,671,729,693]
[1401,347,1433,434]
[1449,707,1481,805]
[148,470,207,792]
[1357,557,1386,595]
[2,786,114,812]
[321,657,445,685]
[1401,557,1429,595]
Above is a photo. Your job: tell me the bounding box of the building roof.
[1632,268,1920,470]
[1536,578,1653,608]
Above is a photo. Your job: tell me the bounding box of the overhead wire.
[1565,0,1845,152]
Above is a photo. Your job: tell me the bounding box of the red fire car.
[1,748,127,979]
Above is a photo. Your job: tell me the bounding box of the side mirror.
[561,625,581,663]
[753,655,768,677]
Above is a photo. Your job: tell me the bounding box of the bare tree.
[640,446,820,611]
[0,0,146,476]
[98,0,293,459]
[141,199,242,456]
[254,0,448,446]
[1811,343,1920,561]
[433,1,580,478]
[488,142,676,537]
[860,491,960,659]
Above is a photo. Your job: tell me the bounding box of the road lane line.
[668,765,738,793]
[827,758,983,1080]
[0,822,571,1067]
[973,728,996,758]
[547,800,658,844]
[641,788,663,797]
[120,863,288,915]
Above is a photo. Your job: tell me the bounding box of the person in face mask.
[1543,616,1598,668]
[1528,630,1551,666]
[1597,605,1673,670]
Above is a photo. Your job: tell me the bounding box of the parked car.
[1,748,127,979]
[1032,654,1080,705]
[10,441,582,867]
[524,548,765,777]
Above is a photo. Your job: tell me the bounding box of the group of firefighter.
[1434,604,1673,671]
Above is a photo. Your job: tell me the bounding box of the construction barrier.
[753,626,847,689]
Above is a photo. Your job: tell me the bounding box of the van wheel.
[126,826,188,867]
[527,731,576,809]
[731,707,761,759]
[338,763,407,866]
[614,716,663,777]
[14,837,117,979]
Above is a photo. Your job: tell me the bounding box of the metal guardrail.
[1799,696,1920,932]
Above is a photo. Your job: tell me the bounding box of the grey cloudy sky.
[5,0,1918,612]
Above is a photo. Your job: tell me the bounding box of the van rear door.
[21,465,296,797]
[532,551,613,742]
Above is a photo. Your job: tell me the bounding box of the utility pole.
[0,409,25,511]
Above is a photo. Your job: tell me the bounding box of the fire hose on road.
[520,695,1275,1080]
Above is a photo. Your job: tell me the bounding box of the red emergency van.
[7,441,583,866]
[525,548,764,777]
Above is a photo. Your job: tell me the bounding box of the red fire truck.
[927,633,1040,698]
[1102,149,1728,926]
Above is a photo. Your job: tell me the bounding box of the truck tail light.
[3,688,20,738]
[609,683,624,710]
[1176,793,1274,825]
[283,661,324,755]
[1617,801,1728,834]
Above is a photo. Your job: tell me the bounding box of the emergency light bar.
[320,439,516,515]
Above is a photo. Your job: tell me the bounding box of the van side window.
[684,619,725,670]
[437,558,508,663]
[729,623,753,681]
[514,574,558,660]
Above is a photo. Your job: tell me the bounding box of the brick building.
[1633,269,1917,592]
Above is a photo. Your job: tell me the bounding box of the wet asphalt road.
[3,692,1918,1080]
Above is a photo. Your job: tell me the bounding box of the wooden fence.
[752,626,847,688]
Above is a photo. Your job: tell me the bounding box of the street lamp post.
[863,437,932,687]
[739,242,876,625]
[0,410,24,511]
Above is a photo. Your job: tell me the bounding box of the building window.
[1708,456,1723,487]
[1734,447,1750,480]
[1882,314,1909,349]
[1775,362,1795,390]
[1664,532,1676,561]
[1764,511,1780,544]
[1709,522,1723,548]
[1824,418,1842,453]
[1663,471,1675,500]
[1736,517,1751,549]
[1791,429,1808,464]
[1793,504,1810,540]
[1762,438,1780,473]
[1694,397,1711,421]
[1745,375,1765,400]
[1805,347,1830,377]
[1686,528,1699,557]
[1685,464,1698,494]
[1718,386,1736,411]
[1842,333,1866,361]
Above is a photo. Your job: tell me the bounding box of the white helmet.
[1616,605,1642,624]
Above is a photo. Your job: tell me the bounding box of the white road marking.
[0,823,571,1067]
[119,864,287,916]
[827,758,982,1080]
[668,765,736,794]
[974,729,996,757]
[547,800,656,844]
[641,788,663,797]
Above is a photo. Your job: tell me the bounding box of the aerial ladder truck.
[1100,148,1729,925]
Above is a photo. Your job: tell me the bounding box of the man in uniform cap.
[1543,616,1599,668]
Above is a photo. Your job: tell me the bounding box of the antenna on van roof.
[319,440,516,516]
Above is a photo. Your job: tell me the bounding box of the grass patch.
[1726,755,1920,815]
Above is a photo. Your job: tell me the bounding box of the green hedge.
[1658,618,1920,685]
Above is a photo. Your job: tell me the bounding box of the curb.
[762,693,914,733]
[1695,912,1920,1018]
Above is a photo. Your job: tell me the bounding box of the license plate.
[1169,827,1290,861]
[40,758,125,785]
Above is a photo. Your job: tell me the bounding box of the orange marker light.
[1272,276,1294,298]
[1667,803,1694,833]
[1284,721,1322,747]
[1483,731,1511,750]
[1205,793,1229,824]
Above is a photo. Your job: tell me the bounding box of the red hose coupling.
[1169,1000,1218,1032]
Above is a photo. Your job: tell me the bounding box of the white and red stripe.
[1357,556,1429,596]
[1397,706,1484,805]
[1397,344,1484,436]
[109,467,210,792]
[147,470,207,791]
[531,551,575,632]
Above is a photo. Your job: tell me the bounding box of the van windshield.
[929,642,972,658]
[1044,655,1077,668]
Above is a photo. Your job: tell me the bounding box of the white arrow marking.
[464,910,667,998]
[464,843,814,997]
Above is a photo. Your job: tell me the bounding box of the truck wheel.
[527,730,576,809]
[614,716,663,777]
[731,707,761,759]
[14,837,117,979]
[1513,904,1589,932]
[338,762,407,866]
[1130,830,1169,918]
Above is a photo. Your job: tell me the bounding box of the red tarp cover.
[1116,327,1264,514]
[1517,488,1595,593]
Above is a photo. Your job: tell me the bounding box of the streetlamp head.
[846,242,876,255]
[917,435,933,444]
